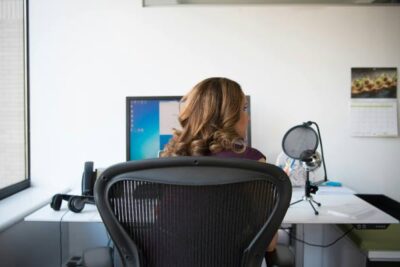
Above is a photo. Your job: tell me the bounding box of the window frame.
[0,0,30,200]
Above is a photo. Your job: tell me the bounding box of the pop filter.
[282,124,318,160]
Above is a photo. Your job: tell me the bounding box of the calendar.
[350,99,398,137]
[350,68,398,137]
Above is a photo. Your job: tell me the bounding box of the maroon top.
[213,146,266,161]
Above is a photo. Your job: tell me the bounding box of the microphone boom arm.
[305,121,328,182]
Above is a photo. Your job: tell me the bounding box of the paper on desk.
[317,186,355,195]
[327,203,375,220]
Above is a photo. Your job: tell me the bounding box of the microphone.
[301,151,322,172]
[299,149,314,162]
[282,121,326,215]
[301,121,328,181]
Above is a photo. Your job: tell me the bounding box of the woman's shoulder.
[213,146,266,161]
[243,146,266,161]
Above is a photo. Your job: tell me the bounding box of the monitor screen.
[126,96,251,160]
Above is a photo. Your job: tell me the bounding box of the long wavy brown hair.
[161,77,247,157]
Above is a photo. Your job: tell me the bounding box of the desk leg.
[294,224,304,267]
[294,224,325,267]
[61,222,70,266]
[61,221,110,265]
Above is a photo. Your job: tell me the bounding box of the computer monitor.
[126,96,251,160]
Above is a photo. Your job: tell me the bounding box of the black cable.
[281,226,355,248]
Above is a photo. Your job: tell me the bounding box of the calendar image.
[351,68,397,99]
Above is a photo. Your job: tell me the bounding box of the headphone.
[50,161,97,213]
[50,194,95,213]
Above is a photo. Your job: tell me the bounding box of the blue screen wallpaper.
[129,99,179,160]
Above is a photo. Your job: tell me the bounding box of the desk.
[285,187,398,224]
[25,186,399,225]
[24,186,399,267]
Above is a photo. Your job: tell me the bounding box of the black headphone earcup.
[68,196,85,213]
[50,194,62,211]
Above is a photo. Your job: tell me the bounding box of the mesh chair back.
[95,157,291,267]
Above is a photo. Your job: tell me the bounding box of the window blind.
[0,0,29,194]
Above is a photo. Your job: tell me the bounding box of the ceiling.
[144,0,400,6]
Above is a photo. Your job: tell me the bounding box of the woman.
[162,77,265,160]
[161,77,278,259]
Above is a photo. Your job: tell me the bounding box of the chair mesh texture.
[108,178,278,267]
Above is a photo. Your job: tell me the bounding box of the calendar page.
[350,99,398,137]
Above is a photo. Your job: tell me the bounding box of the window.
[0,0,30,199]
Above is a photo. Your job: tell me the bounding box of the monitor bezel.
[126,95,251,161]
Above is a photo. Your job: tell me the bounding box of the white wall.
[29,0,400,201]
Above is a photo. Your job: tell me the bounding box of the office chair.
[94,157,292,267]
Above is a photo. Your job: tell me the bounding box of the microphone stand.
[290,162,322,215]
[283,121,327,215]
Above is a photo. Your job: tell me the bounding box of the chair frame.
[95,157,292,267]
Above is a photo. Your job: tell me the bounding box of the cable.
[281,226,355,248]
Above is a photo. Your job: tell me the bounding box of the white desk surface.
[284,187,398,224]
[25,202,71,222]
[25,186,399,225]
